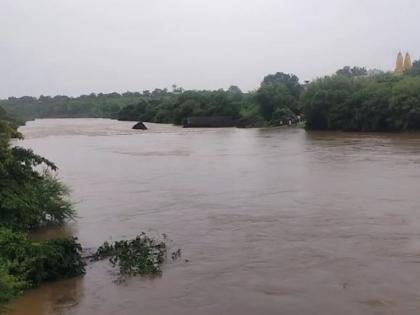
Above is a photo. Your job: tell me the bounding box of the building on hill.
[395,52,404,74]
[395,51,413,74]
[403,52,412,71]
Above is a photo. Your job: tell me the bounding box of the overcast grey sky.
[1,0,419,98]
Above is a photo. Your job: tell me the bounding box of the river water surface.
[7,118,420,315]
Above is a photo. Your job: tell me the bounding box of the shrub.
[0,228,85,287]
[93,233,167,276]
[0,263,25,313]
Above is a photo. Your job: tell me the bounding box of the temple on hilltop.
[395,52,412,74]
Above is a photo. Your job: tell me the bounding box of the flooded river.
[7,118,420,315]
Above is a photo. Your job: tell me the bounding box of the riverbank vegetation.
[0,75,305,128]
[0,110,84,311]
[303,72,420,131]
[1,59,420,131]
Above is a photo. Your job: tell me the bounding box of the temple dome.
[395,52,404,74]
[403,52,412,71]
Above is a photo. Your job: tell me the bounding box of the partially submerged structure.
[183,116,236,128]
[132,121,148,130]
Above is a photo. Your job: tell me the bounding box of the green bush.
[0,264,25,312]
[0,228,85,310]
[93,233,167,276]
[0,228,85,287]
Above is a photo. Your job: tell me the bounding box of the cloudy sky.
[1,0,419,98]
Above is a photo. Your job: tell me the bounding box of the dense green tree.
[0,229,84,287]
[227,85,243,101]
[0,143,74,230]
[302,73,420,131]
[256,72,302,123]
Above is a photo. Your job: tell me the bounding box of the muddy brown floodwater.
[6,118,420,315]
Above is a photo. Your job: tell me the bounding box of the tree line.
[2,59,420,131]
[304,63,420,131]
[0,75,305,128]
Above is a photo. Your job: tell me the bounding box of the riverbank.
[0,117,85,312]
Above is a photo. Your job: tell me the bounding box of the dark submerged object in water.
[183,116,236,128]
[236,117,261,128]
[132,122,147,130]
